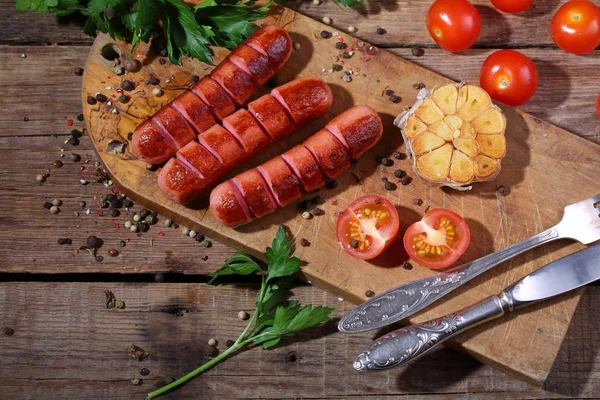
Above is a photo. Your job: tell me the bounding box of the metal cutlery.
[339,194,600,334]
[353,242,600,371]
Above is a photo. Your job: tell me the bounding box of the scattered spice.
[76,113,84,121]
[52,199,62,206]
[384,181,397,191]
[43,202,52,209]
[124,59,141,72]
[120,80,135,91]
[208,338,218,347]
[147,77,160,85]
[200,240,212,248]
[400,177,413,186]
[393,169,406,179]
[87,235,102,248]
[313,0,321,4]
[300,238,311,247]
[365,290,375,298]
[69,153,81,162]
[348,25,357,33]
[335,42,347,50]
[385,89,394,96]
[204,345,219,357]
[140,368,150,377]
[376,27,386,35]
[109,248,119,257]
[413,82,426,90]
[374,198,382,205]
[411,47,425,57]
[389,95,401,103]
[379,157,393,167]
[320,30,332,39]
[350,239,359,249]
[131,378,142,386]
[393,151,407,160]
[497,185,510,196]
[115,299,126,309]
[238,311,250,320]
[119,240,126,247]
[118,94,130,103]
[128,344,150,361]
[412,198,423,206]
[152,88,164,97]
[322,16,331,24]
[402,261,413,270]
[332,64,343,72]
[342,75,352,83]
[36,174,46,183]
[50,206,60,214]
[95,93,108,102]
[74,67,84,76]
[3,327,15,336]
[87,96,97,105]
[313,207,325,216]
[105,290,117,309]
[301,211,312,219]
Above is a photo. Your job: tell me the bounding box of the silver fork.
[338,194,600,333]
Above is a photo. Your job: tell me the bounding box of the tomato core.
[346,204,391,253]
[410,217,458,260]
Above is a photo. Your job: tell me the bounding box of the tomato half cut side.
[337,195,400,260]
[403,208,470,270]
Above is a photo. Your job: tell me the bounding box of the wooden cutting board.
[82,6,600,385]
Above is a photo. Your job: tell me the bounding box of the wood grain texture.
[0,282,599,400]
[81,7,600,384]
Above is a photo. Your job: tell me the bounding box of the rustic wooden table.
[1,0,599,398]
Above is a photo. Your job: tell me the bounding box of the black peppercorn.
[76,113,84,121]
[326,180,338,189]
[412,47,425,57]
[376,27,386,35]
[342,52,352,59]
[350,239,359,249]
[335,42,347,50]
[190,74,200,83]
[320,30,332,38]
[139,209,150,218]
[412,198,423,206]
[402,261,413,270]
[74,67,84,76]
[119,240,126,247]
[497,185,510,196]
[53,160,63,168]
[118,94,130,104]
[3,327,15,336]
[384,181,397,191]
[401,177,412,186]
[380,157,393,166]
[108,248,119,257]
[86,235,102,248]
[393,169,406,179]
[393,151,407,160]
[389,95,400,103]
[123,199,134,208]
[385,89,394,96]
[43,202,53,209]
[159,59,166,65]
[147,77,160,85]
[313,207,325,216]
[87,96,97,105]
[58,238,66,245]
[300,238,311,247]
[140,368,150,376]
[95,93,108,102]
[120,80,135,91]
[23,116,30,121]
[365,290,375,297]
[332,64,343,72]
[67,137,80,146]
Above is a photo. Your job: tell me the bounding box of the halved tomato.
[403,208,470,270]
[337,195,400,260]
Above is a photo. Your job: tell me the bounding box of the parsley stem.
[146,337,255,400]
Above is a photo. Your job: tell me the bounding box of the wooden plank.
[82,7,600,384]
[1,0,588,48]
[0,134,234,274]
[0,282,598,399]
[1,45,598,142]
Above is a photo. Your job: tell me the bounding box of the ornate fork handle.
[353,293,513,371]
[338,227,560,333]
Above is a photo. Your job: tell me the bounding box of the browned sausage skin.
[131,25,292,165]
[209,106,383,227]
[158,77,333,204]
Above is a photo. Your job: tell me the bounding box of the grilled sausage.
[131,25,292,164]
[209,106,383,227]
[158,77,332,204]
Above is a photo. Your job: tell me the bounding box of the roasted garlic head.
[396,83,507,189]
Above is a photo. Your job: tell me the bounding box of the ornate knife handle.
[338,227,560,333]
[353,293,514,371]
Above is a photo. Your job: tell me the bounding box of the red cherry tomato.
[426,0,481,52]
[597,94,600,119]
[403,208,470,270]
[491,0,533,13]
[337,195,399,260]
[551,0,600,54]
[480,49,539,107]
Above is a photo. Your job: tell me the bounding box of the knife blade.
[353,243,600,372]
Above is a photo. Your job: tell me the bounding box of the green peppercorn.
[115,299,125,309]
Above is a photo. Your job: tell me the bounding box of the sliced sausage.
[132,25,292,165]
[247,94,295,141]
[281,145,324,192]
[228,44,274,87]
[177,141,224,182]
[153,105,197,148]
[198,125,246,170]
[210,59,257,106]
[304,129,351,178]
[271,77,333,127]
[191,77,237,121]
[210,106,383,227]
[172,90,217,134]
[246,26,292,71]
[232,169,278,218]
[222,109,272,154]
[158,159,204,205]
[159,77,333,204]
[209,181,253,227]
[258,157,302,207]
[131,120,178,164]
[325,105,383,158]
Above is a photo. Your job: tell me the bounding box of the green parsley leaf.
[332,0,364,7]
[208,252,262,284]
[265,226,302,282]
[163,0,213,65]
[131,0,161,51]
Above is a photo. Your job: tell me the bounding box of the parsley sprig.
[146,226,334,399]
[14,0,272,65]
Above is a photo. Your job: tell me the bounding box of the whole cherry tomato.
[426,0,481,52]
[480,49,539,107]
[551,0,600,54]
[491,0,533,13]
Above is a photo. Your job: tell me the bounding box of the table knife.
[352,242,600,372]
[338,194,600,334]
